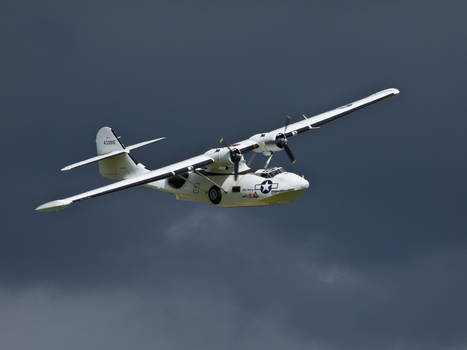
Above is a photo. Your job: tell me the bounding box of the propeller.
[275,115,296,164]
[220,138,242,181]
[284,115,292,133]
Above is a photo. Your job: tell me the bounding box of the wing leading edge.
[36,155,213,212]
[272,88,399,138]
[232,88,399,154]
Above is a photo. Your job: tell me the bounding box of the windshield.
[258,167,284,178]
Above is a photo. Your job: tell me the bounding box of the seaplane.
[36,88,399,212]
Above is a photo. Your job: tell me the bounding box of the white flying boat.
[36,88,399,212]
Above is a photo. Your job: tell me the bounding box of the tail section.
[96,126,126,155]
[95,127,148,180]
[59,126,164,180]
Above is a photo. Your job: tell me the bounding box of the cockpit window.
[258,167,284,178]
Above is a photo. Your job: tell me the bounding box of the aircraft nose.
[301,177,309,190]
[293,174,309,190]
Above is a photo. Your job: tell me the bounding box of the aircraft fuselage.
[144,166,309,207]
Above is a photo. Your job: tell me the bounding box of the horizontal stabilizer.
[61,149,128,171]
[61,137,165,171]
[126,137,166,151]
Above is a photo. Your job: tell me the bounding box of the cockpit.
[255,167,285,178]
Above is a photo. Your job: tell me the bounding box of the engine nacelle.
[249,132,285,154]
[204,147,242,166]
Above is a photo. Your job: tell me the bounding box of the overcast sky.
[1,0,467,349]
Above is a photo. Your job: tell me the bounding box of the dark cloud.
[1,0,467,349]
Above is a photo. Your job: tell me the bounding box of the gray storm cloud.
[1,0,467,349]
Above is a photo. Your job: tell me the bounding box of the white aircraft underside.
[36,88,399,212]
[144,167,309,207]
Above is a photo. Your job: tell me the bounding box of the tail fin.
[58,126,164,179]
[96,127,146,180]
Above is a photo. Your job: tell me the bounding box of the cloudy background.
[2,0,467,349]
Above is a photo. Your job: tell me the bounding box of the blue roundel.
[260,180,273,194]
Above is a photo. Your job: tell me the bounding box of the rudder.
[96,127,144,180]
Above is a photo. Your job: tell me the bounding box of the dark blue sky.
[1,1,467,349]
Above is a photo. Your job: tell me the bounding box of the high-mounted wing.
[232,88,399,157]
[275,88,399,136]
[36,155,213,212]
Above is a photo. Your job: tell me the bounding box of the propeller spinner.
[275,134,296,164]
[220,138,242,181]
[275,115,296,164]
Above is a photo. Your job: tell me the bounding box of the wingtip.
[35,199,72,212]
[380,88,400,101]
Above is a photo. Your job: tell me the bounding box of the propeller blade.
[283,144,296,164]
[247,152,256,167]
[219,137,232,151]
[221,138,242,180]
[284,115,292,133]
